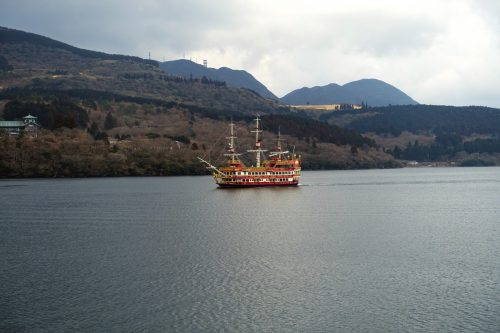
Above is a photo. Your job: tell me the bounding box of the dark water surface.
[1,168,499,332]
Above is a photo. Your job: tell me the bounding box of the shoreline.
[2,164,499,180]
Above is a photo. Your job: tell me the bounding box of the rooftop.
[0,120,24,127]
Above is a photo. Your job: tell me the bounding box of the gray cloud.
[2,0,500,107]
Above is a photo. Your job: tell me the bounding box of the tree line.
[3,99,89,129]
[261,114,376,148]
[335,104,500,136]
[0,130,207,178]
[387,134,500,162]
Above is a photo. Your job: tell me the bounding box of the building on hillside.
[0,114,40,137]
[290,104,363,111]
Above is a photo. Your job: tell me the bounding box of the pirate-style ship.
[198,115,301,187]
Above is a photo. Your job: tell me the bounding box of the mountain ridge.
[0,26,158,67]
[281,78,418,107]
[2,26,418,107]
[160,59,278,99]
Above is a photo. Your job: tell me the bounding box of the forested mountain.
[281,79,418,106]
[323,104,500,136]
[0,26,157,66]
[160,60,277,99]
[318,104,500,165]
[0,26,396,177]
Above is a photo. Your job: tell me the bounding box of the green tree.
[88,121,99,137]
[104,112,118,129]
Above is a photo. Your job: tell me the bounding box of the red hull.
[217,180,299,188]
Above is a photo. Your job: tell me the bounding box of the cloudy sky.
[2,0,500,106]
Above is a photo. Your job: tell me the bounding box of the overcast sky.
[2,0,500,106]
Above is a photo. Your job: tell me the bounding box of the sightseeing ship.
[198,115,301,187]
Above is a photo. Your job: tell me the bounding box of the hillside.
[318,104,500,165]
[281,79,418,106]
[0,27,280,116]
[160,59,277,99]
[0,27,397,177]
[0,26,157,67]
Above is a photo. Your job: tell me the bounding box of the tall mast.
[270,126,289,159]
[224,120,240,162]
[277,126,282,152]
[248,114,267,167]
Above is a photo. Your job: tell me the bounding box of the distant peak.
[281,78,417,106]
[160,59,277,99]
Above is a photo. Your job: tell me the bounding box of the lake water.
[1,168,499,332]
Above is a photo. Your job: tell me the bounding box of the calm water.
[1,168,499,332]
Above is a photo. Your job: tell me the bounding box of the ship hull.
[213,163,301,188]
[217,180,299,188]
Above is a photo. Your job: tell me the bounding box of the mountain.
[281,79,418,106]
[0,26,157,67]
[160,59,277,99]
[0,26,398,177]
[0,26,282,117]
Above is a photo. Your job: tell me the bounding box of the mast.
[248,114,267,167]
[270,126,289,159]
[277,126,282,152]
[224,120,240,163]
